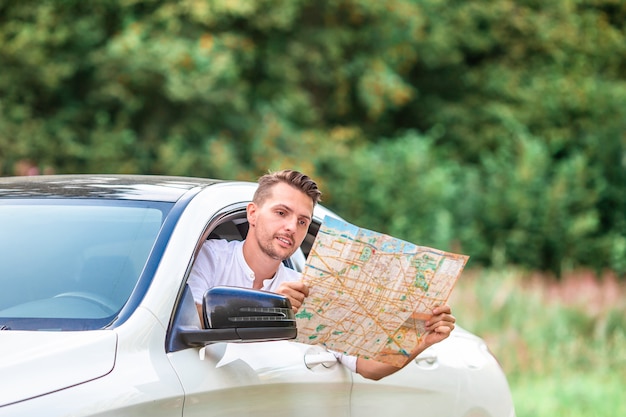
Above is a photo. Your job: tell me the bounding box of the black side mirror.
[203,286,295,330]
[168,285,297,352]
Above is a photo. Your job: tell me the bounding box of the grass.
[449,268,626,417]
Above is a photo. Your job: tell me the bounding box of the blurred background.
[1,1,624,415]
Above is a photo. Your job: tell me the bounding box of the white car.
[0,175,515,416]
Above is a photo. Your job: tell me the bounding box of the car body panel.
[0,331,117,407]
[2,307,184,416]
[350,328,515,415]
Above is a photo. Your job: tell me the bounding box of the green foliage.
[452,269,626,417]
[320,130,466,253]
[513,373,626,417]
[1,0,625,275]
[474,136,607,273]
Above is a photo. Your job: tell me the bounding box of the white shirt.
[187,239,357,373]
[188,239,300,304]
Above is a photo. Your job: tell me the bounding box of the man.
[188,169,456,381]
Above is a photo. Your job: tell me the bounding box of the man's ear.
[246,202,257,227]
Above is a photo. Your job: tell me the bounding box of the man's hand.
[422,304,456,348]
[356,304,456,381]
[275,281,309,312]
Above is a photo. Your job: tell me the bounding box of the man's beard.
[259,234,296,261]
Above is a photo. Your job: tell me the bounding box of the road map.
[295,216,469,367]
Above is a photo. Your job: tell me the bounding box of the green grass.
[450,269,626,417]
[513,371,626,417]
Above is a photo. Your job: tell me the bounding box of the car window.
[0,200,169,330]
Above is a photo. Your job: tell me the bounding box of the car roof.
[0,175,229,202]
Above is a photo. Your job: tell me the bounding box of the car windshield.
[0,200,170,330]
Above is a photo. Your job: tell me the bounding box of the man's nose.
[284,215,298,232]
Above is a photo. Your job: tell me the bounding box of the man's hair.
[253,169,322,206]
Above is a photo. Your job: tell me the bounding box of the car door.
[169,340,352,417]
[167,203,353,417]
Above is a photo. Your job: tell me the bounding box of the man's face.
[247,182,314,261]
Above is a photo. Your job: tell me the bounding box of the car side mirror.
[167,285,297,352]
[202,286,295,331]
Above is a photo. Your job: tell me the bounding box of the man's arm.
[284,280,455,380]
[355,305,456,381]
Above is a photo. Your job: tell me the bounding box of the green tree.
[1,0,624,275]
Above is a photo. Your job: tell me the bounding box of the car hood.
[0,330,117,407]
